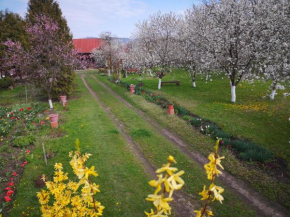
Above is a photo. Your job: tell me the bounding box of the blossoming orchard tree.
[255,0,290,100]
[133,12,181,89]
[2,40,29,87]
[26,15,77,108]
[93,32,125,78]
[179,5,217,88]
[4,15,77,108]
[199,0,262,102]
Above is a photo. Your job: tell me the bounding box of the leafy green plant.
[190,117,202,127]
[176,106,189,117]
[182,115,191,121]
[13,135,36,148]
[0,77,12,89]
[212,130,231,140]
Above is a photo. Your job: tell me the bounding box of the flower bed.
[0,103,49,215]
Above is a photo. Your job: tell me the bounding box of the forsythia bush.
[37,139,104,216]
[194,139,225,217]
[145,155,184,217]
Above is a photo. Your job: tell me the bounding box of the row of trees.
[123,0,290,102]
[1,0,79,108]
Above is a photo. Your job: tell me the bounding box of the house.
[72,38,103,68]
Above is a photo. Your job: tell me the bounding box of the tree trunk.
[192,72,196,88]
[270,89,276,100]
[231,85,236,102]
[270,79,277,100]
[11,76,15,87]
[158,78,162,90]
[107,69,111,77]
[48,99,53,109]
[139,76,142,81]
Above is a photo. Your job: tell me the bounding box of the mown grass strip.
[9,76,153,216]
[85,74,258,217]
[96,74,290,211]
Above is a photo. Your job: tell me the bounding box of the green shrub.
[232,140,274,163]
[239,149,274,163]
[0,76,12,89]
[190,118,201,127]
[13,135,36,148]
[177,106,189,117]
[212,130,231,140]
[205,123,219,134]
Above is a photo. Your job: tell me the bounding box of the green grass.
[84,73,258,217]
[8,76,155,216]
[0,85,25,105]
[96,73,290,210]
[113,70,290,167]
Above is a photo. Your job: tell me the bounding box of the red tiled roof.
[73,38,103,53]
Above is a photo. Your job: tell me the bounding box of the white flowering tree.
[180,5,217,88]
[133,12,181,89]
[93,32,124,78]
[255,0,290,100]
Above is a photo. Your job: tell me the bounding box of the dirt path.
[81,75,197,217]
[90,75,289,217]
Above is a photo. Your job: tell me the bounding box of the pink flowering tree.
[2,39,29,87]
[25,15,77,108]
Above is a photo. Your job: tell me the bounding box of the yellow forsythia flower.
[145,156,184,216]
[194,140,225,216]
[37,139,104,216]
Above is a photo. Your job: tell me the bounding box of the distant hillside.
[85,37,131,43]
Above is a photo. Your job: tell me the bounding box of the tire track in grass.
[81,75,197,217]
[85,75,259,217]
[91,75,288,217]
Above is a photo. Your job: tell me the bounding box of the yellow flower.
[210,184,224,203]
[149,174,164,195]
[146,194,173,214]
[167,155,176,163]
[85,166,98,179]
[54,163,63,170]
[167,170,185,197]
[199,185,209,201]
[194,209,202,217]
[155,163,178,175]
[37,190,50,205]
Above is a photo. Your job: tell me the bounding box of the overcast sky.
[0,0,201,39]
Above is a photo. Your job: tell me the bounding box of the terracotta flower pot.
[130,85,135,94]
[167,104,174,115]
[60,95,67,102]
[50,121,58,128]
[49,114,59,123]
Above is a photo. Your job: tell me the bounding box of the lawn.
[95,70,290,211]
[116,69,290,167]
[4,76,153,216]
[0,71,287,216]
